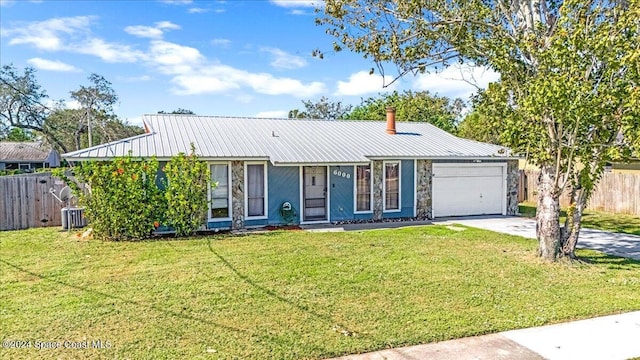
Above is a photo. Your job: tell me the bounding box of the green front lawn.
[519,202,640,236]
[1,227,639,359]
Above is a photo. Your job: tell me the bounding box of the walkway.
[327,311,640,360]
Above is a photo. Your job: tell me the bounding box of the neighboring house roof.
[63,114,515,164]
[0,141,57,162]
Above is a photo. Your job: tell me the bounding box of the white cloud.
[125,25,164,39]
[211,38,231,47]
[5,16,94,51]
[413,64,500,100]
[187,7,209,13]
[125,21,180,39]
[169,63,326,97]
[155,21,180,30]
[0,0,15,7]
[171,74,239,95]
[261,47,307,69]
[245,73,325,96]
[5,14,325,101]
[126,116,144,127]
[335,71,396,96]
[65,99,82,110]
[160,0,192,4]
[73,38,144,63]
[4,16,144,63]
[270,0,322,8]
[255,110,289,118]
[27,58,80,72]
[148,40,204,74]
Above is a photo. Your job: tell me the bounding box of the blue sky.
[0,0,498,126]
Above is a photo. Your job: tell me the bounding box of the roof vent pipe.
[386,107,396,135]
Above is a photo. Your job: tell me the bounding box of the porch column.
[415,159,433,219]
[372,160,383,220]
[231,160,244,230]
[506,160,519,215]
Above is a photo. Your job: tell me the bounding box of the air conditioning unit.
[61,207,87,230]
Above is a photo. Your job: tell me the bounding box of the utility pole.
[87,108,92,147]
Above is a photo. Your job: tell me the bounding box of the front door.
[303,166,327,221]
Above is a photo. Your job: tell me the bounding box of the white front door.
[432,164,505,217]
[303,166,327,221]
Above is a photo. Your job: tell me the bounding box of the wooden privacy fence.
[0,173,67,231]
[519,170,640,215]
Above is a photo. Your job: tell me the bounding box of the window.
[384,162,400,211]
[210,164,230,219]
[355,164,372,212]
[18,163,31,170]
[246,164,266,217]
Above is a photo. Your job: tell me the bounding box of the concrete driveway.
[435,216,640,261]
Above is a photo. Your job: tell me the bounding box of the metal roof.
[63,115,515,163]
[0,142,54,162]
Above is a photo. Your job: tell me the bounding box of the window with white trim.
[210,164,230,219]
[384,162,400,211]
[246,164,265,217]
[355,164,372,212]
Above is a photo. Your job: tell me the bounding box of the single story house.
[0,141,61,171]
[63,109,519,230]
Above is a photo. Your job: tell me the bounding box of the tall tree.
[318,0,640,260]
[457,92,505,144]
[0,65,67,151]
[346,90,463,132]
[46,109,142,152]
[1,127,36,142]
[158,108,196,114]
[71,74,118,148]
[288,96,352,119]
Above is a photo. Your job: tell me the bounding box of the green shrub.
[73,156,165,240]
[163,148,210,237]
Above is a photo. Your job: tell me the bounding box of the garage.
[432,163,506,217]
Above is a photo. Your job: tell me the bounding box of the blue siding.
[355,213,373,221]
[156,161,168,190]
[329,166,355,221]
[383,160,414,219]
[245,218,269,227]
[207,220,232,229]
[267,164,300,225]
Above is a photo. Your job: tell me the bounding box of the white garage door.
[432,164,505,217]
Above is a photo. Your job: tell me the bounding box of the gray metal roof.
[63,115,515,163]
[0,142,54,162]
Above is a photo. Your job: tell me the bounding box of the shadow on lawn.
[0,258,331,355]
[578,252,640,268]
[205,238,358,337]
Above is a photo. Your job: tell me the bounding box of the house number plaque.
[332,169,351,179]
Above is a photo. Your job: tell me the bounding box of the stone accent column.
[372,160,383,220]
[231,161,245,230]
[415,160,432,219]
[506,160,519,215]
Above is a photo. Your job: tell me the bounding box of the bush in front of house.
[163,148,210,237]
[73,156,165,240]
[66,149,211,241]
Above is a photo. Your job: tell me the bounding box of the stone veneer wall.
[506,160,519,215]
[372,160,383,220]
[415,159,432,219]
[231,161,244,229]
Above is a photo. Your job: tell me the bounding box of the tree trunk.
[561,187,587,259]
[536,165,561,260]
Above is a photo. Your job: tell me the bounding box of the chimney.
[386,107,396,135]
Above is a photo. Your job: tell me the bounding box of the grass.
[518,202,640,236]
[1,226,640,359]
